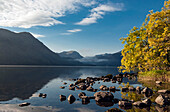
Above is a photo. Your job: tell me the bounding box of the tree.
[119,0,170,73]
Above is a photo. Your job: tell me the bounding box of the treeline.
[119,0,170,73]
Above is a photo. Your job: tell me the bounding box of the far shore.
[0,65,117,68]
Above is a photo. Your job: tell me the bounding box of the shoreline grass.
[138,70,170,83]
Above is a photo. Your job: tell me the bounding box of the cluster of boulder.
[18,72,169,111]
[39,93,47,98]
[64,73,137,92]
[59,73,169,111]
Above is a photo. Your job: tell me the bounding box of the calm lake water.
[0,66,168,112]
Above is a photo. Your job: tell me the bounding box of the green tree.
[119,0,170,73]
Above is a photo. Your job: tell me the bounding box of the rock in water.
[86,86,94,92]
[136,86,141,93]
[96,101,114,107]
[156,81,162,84]
[129,87,136,91]
[142,98,152,106]
[133,101,146,107]
[78,92,86,98]
[60,95,66,101]
[39,93,47,98]
[155,95,168,106]
[106,108,123,112]
[118,101,132,107]
[99,85,109,91]
[121,87,128,92]
[109,86,116,91]
[94,92,114,102]
[60,86,65,89]
[142,87,153,97]
[104,74,113,79]
[68,94,76,104]
[69,83,74,87]
[19,102,30,107]
[39,93,43,97]
[75,79,86,85]
[69,86,75,90]
[158,90,170,94]
[63,82,67,85]
[81,96,90,104]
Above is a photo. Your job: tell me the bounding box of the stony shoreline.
[18,73,170,111]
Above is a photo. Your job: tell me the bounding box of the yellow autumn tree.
[119,0,170,73]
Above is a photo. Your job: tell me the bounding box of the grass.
[138,70,170,83]
[139,70,170,77]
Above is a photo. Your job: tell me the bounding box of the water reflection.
[0,104,62,112]
[0,67,119,101]
[0,67,168,112]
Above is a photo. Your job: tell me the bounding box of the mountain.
[0,28,82,65]
[58,51,83,59]
[78,51,122,66]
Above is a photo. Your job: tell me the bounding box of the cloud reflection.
[0,104,62,112]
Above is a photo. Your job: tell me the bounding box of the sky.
[0,0,165,56]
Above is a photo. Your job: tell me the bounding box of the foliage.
[139,70,168,76]
[119,0,170,73]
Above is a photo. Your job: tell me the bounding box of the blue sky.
[0,0,165,56]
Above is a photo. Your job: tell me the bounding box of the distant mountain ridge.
[0,28,122,66]
[58,50,122,66]
[0,28,82,65]
[58,51,83,59]
[78,51,122,66]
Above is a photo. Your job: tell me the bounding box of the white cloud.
[61,29,82,35]
[0,0,97,28]
[60,33,72,35]
[67,29,82,33]
[31,33,45,38]
[75,3,124,25]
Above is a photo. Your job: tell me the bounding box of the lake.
[0,66,168,112]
